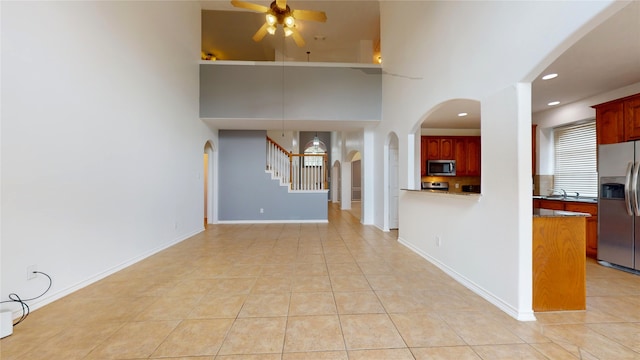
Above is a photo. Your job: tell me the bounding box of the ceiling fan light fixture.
[267,25,277,35]
[266,13,277,25]
[283,26,293,37]
[284,15,295,28]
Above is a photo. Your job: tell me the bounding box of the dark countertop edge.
[401,189,482,200]
[533,195,598,204]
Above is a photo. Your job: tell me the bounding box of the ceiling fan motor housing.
[269,2,294,26]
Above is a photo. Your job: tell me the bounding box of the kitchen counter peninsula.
[534,208,591,217]
[400,188,482,200]
[532,209,589,312]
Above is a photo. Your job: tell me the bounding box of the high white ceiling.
[201,1,381,63]
[200,1,640,130]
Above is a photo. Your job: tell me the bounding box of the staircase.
[266,136,327,191]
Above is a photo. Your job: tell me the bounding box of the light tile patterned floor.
[2,203,640,359]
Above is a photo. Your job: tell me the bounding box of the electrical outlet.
[27,265,37,280]
[436,236,442,247]
[259,208,264,214]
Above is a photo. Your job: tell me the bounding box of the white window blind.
[553,121,597,197]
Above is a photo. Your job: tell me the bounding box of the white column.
[362,129,375,224]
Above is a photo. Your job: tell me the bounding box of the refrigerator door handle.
[633,161,640,216]
[625,161,634,216]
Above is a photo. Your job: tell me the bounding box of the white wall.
[1,1,213,314]
[377,0,621,320]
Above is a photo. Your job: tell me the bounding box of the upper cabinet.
[625,96,640,141]
[426,137,454,160]
[593,93,640,144]
[454,138,468,175]
[466,137,481,176]
[422,136,480,177]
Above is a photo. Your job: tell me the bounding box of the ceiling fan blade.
[275,0,287,11]
[230,0,269,13]
[291,28,306,47]
[252,22,269,42]
[292,9,327,22]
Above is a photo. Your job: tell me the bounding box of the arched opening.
[385,132,400,230]
[203,141,215,225]
[343,150,362,220]
[331,160,341,203]
[414,98,482,195]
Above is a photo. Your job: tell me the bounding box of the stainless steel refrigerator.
[598,142,640,271]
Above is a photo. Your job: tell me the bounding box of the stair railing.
[266,136,327,191]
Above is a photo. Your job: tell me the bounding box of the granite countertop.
[401,189,480,197]
[533,195,598,203]
[533,208,591,217]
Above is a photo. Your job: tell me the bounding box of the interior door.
[351,160,361,201]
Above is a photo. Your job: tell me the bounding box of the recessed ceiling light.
[548,101,560,106]
[458,112,468,117]
[542,73,558,80]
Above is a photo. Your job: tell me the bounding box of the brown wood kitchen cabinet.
[538,199,564,210]
[534,199,598,258]
[533,215,586,312]
[593,93,640,144]
[466,137,481,176]
[625,95,640,140]
[454,138,467,175]
[422,136,480,176]
[420,137,428,176]
[425,137,454,160]
[455,137,481,176]
[564,202,598,258]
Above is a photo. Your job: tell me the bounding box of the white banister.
[266,137,327,192]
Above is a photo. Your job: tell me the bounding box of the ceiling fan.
[230,0,327,47]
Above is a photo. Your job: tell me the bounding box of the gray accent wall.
[218,130,328,221]
[200,64,381,120]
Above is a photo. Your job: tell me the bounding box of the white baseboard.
[10,227,204,320]
[217,219,328,224]
[398,236,536,322]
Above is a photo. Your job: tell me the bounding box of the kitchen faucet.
[549,189,567,198]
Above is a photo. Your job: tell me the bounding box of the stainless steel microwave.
[427,160,456,176]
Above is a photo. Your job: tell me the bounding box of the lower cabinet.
[534,200,598,258]
[564,202,598,258]
[533,216,586,311]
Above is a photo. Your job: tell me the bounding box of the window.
[303,138,326,167]
[553,121,597,197]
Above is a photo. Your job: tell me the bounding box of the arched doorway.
[332,160,341,203]
[343,150,362,221]
[203,141,215,225]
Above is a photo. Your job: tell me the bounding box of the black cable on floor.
[0,271,52,326]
